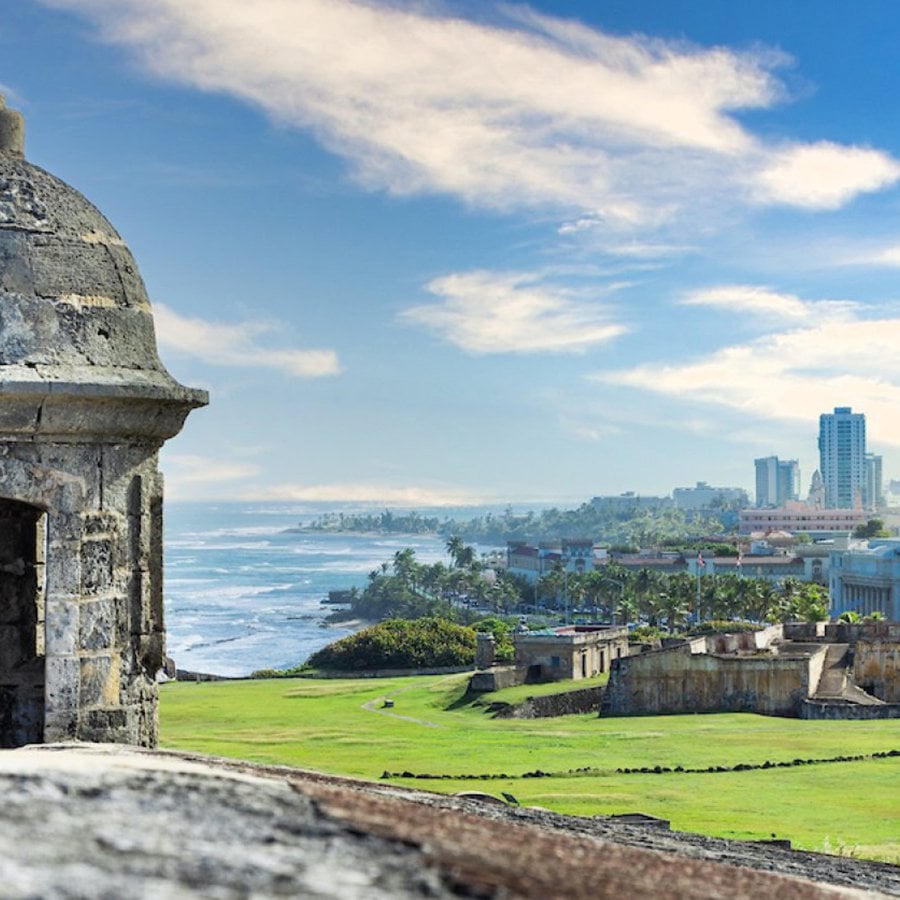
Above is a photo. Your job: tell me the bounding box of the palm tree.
[392,548,420,592]
[446,536,474,570]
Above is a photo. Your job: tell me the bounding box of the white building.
[829,539,900,620]
[818,407,867,509]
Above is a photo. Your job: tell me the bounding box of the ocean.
[164,501,506,677]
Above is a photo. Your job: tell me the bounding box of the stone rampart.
[800,699,900,720]
[602,644,821,718]
[496,684,606,719]
[853,639,900,703]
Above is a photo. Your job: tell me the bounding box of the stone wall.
[800,699,900,720]
[468,665,522,693]
[602,644,821,718]
[853,639,900,703]
[495,684,606,719]
[0,441,165,746]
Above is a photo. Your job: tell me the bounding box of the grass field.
[160,674,900,862]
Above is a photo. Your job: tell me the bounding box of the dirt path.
[360,677,461,728]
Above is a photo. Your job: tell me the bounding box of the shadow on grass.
[444,686,485,711]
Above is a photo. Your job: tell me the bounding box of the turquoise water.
[164,502,503,676]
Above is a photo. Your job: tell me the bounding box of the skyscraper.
[754,456,800,507]
[818,407,866,509]
[865,453,883,510]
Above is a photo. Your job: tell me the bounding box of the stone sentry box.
[0,98,206,747]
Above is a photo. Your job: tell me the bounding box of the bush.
[628,625,665,643]
[688,620,763,635]
[473,615,515,662]
[307,617,476,671]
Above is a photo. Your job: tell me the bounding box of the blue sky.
[5,0,900,506]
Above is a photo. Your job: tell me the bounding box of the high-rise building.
[865,453,883,510]
[754,456,800,507]
[818,407,867,509]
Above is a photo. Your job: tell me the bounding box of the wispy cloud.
[846,242,900,267]
[155,304,341,378]
[242,481,486,506]
[598,313,900,446]
[679,284,858,322]
[37,0,900,226]
[163,453,261,484]
[399,270,626,354]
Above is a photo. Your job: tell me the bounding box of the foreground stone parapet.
[0,97,207,747]
[0,744,893,898]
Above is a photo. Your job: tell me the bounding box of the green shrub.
[307,617,476,671]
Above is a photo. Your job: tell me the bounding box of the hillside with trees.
[302,502,726,546]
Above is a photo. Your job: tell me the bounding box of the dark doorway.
[0,499,45,747]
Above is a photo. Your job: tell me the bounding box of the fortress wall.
[602,646,815,717]
[854,639,900,703]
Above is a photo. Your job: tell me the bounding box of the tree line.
[303,502,727,546]
[330,538,830,630]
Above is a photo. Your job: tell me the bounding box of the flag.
[697,552,706,568]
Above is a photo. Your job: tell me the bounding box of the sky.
[4,0,900,507]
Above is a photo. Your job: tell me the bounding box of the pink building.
[739,501,867,537]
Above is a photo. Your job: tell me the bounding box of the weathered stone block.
[81,539,113,594]
[45,655,79,715]
[44,595,78,655]
[80,654,120,707]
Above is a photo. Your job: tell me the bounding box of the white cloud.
[598,315,900,446]
[399,270,626,354]
[37,0,900,223]
[679,284,858,322]
[154,304,341,378]
[163,453,261,484]
[242,482,485,506]
[754,142,900,209]
[848,242,900,267]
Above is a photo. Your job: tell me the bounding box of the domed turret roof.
[0,98,206,441]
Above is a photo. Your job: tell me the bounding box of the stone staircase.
[812,644,884,706]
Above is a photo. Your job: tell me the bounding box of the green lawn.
[479,672,609,705]
[160,674,900,862]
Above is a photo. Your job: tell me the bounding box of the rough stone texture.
[856,640,900,703]
[494,683,607,718]
[0,744,895,898]
[0,101,206,748]
[602,643,823,717]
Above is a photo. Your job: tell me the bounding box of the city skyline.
[5,2,900,504]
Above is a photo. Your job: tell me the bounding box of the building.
[818,407,867,509]
[754,456,800,507]
[829,539,900,621]
[506,539,603,584]
[0,98,206,747]
[591,492,672,513]
[672,482,748,511]
[513,625,629,681]
[807,470,826,508]
[865,453,884,510]
[739,502,868,538]
[602,622,900,719]
[685,553,810,584]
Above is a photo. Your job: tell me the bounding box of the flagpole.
[695,552,704,623]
